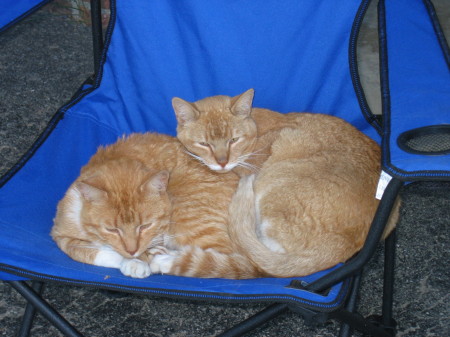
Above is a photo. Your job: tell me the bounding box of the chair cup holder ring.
[397,125,450,155]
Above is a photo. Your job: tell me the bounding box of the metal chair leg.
[364,229,397,337]
[338,272,362,337]
[381,229,397,334]
[217,303,288,337]
[16,281,44,337]
[7,281,84,337]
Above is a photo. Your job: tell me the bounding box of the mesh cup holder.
[397,125,450,155]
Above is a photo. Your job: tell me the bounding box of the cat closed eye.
[105,227,121,235]
[138,224,153,232]
[229,137,240,144]
[197,142,210,147]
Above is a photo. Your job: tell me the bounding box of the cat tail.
[150,245,266,279]
[228,175,327,278]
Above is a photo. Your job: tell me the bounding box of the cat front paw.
[150,254,175,275]
[148,245,171,255]
[120,259,151,278]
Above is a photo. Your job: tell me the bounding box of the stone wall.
[46,0,110,28]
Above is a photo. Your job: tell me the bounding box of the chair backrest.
[380,0,450,179]
[70,0,380,140]
[0,0,50,33]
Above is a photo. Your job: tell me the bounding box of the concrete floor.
[0,1,449,336]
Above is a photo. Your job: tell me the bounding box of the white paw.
[120,259,151,278]
[94,247,124,268]
[150,254,175,274]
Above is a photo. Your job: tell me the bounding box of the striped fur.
[51,133,265,279]
[174,90,401,277]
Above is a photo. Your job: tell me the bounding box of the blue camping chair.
[0,1,448,336]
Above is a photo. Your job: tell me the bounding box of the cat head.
[173,89,257,173]
[75,160,171,259]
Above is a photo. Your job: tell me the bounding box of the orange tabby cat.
[172,89,400,277]
[51,133,265,279]
[173,89,301,175]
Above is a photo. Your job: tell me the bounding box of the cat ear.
[75,181,108,202]
[231,89,254,118]
[142,170,169,195]
[172,97,199,126]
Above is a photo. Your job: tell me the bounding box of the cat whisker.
[183,150,210,168]
[241,153,268,157]
[68,244,104,250]
[253,145,272,154]
[237,154,265,165]
[244,146,269,155]
[238,149,269,162]
[236,161,260,173]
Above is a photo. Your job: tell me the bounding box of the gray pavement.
[0,3,449,337]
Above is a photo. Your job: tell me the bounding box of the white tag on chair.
[376,170,393,200]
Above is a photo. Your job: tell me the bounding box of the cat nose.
[126,248,138,256]
[216,157,228,168]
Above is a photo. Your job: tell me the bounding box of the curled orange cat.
[171,89,400,277]
[51,133,265,279]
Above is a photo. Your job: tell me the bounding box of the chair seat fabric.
[0,0,381,313]
[0,108,348,312]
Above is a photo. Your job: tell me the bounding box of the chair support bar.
[90,0,104,76]
[217,304,289,337]
[331,309,392,337]
[338,272,362,337]
[382,229,397,329]
[7,281,83,337]
[16,281,44,337]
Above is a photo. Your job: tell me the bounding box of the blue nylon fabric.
[0,0,49,32]
[0,113,345,306]
[383,0,450,178]
[0,0,381,307]
[71,0,380,141]
[0,112,346,306]
[0,113,117,278]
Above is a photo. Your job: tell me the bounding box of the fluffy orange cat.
[51,133,265,279]
[171,89,400,277]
